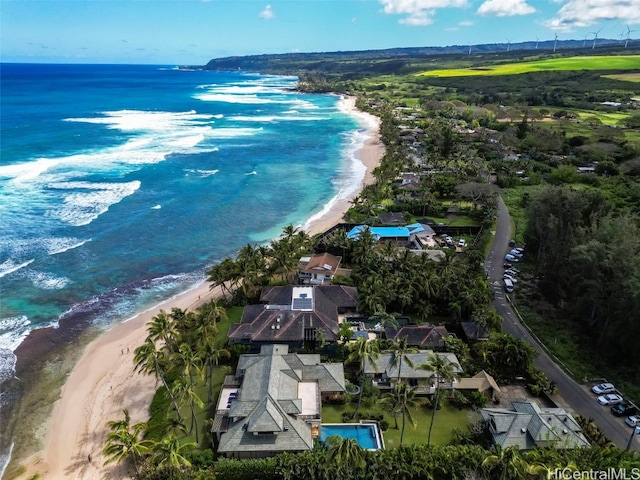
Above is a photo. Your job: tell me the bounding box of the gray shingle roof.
[217,344,345,455]
[481,401,590,450]
[364,351,462,378]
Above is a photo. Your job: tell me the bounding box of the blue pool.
[320,423,383,450]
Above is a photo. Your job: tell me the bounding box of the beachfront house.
[297,252,342,285]
[227,285,358,350]
[364,351,463,394]
[481,401,590,450]
[213,344,346,458]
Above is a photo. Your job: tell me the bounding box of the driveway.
[484,195,639,452]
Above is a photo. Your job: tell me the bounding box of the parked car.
[513,247,525,254]
[504,263,513,269]
[509,239,516,247]
[458,238,467,247]
[445,236,454,246]
[505,254,519,262]
[509,249,524,258]
[503,277,514,293]
[503,274,518,283]
[611,403,638,417]
[505,269,519,277]
[591,383,616,395]
[625,415,640,427]
[597,393,623,406]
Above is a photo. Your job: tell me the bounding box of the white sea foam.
[184,169,219,178]
[192,93,276,104]
[208,127,263,138]
[0,158,61,183]
[151,205,162,209]
[0,259,35,278]
[46,237,92,255]
[229,115,328,122]
[26,271,71,290]
[245,171,257,176]
[65,109,215,131]
[47,180,141,227]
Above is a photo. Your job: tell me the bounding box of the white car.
[458,238,467,248]
[625,415,640,427]
[503,274,518,283]
[591,383,615,395]
[505,254,519,262]
[505,269,519,277]
[597,393,623,406]
[509,249,524,258]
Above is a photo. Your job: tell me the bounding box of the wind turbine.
[506,38,511,52]
[591,28,602,49]
[535,36,539,49]
[582,34,589,48]
[468,43,472,55]
[625,26,637,48]
[553,33,558,52]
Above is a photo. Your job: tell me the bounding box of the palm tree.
[133,339,182,422]
[346,337,380,419]
[146,310,177,349]
[325,436,366,476]
[419,353,458,446]
[378,381,418,444]
[171,377,204,444]
[103,409,151,477]
[386,337,418,382]
[150,434,196,468]
[481,445,532,480]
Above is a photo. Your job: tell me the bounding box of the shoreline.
[10,96,384,480]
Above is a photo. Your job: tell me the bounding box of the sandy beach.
[14,97,384,480]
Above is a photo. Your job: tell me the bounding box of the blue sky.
[2,0,639,64]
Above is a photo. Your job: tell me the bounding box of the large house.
[297,252,342,285]
[228,285,358,349]
[214,344,346,458]
[481,401,590,450]
[364,351,463,394]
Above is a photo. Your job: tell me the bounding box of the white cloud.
[259,4,274,20]
[379,0,468,26]
[545,0,640,31]
[477,0,535,16]
[458,20,474,26]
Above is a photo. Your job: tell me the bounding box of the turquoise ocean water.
[0,64,373,469]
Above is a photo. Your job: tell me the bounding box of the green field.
[419,55,640,77]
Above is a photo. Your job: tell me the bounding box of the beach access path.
[18,96,383,480]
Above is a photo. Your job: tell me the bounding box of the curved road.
[484,195,639,452]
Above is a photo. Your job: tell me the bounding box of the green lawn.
[322,402,474,448]
[419,55,640,77]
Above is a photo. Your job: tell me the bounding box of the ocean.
[0,63,373,470]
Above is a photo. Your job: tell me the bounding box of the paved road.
[484,195,639,452]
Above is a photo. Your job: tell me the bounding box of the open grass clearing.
[603,73,640,83]
[419,55,640,77]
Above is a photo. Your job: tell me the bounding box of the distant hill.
[196,39,639,77]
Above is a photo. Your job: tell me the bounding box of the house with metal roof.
[347,223,426,242]
[364,350,463,394]
[481,400,589,450]
[214,344,345,458]
[228,285,358,349]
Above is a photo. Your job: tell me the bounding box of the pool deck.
[320,422,385,450]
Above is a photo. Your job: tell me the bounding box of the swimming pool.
[319,423,383,450]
